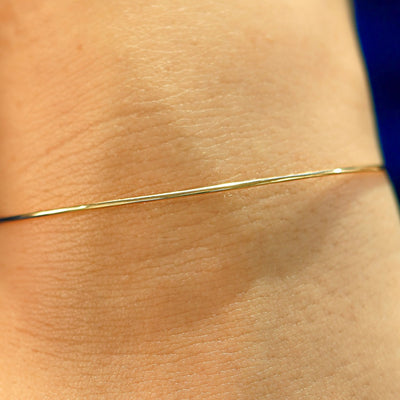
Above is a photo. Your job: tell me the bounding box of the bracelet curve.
[0,164,384,224]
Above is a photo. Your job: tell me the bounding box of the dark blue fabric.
[353,0,400,202]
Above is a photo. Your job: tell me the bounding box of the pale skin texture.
[0,0,400,399]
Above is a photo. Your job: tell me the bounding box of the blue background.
[353,0,400,203]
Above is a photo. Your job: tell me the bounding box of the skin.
[0,0,399,398]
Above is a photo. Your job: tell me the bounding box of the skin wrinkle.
[0,0,400,399]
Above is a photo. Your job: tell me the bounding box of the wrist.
[1,1,399,399]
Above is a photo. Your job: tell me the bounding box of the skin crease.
[0,0,400,399]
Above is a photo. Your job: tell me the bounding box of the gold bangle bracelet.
[0,164,385,224]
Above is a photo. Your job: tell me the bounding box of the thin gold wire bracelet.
[0,164,385,224]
